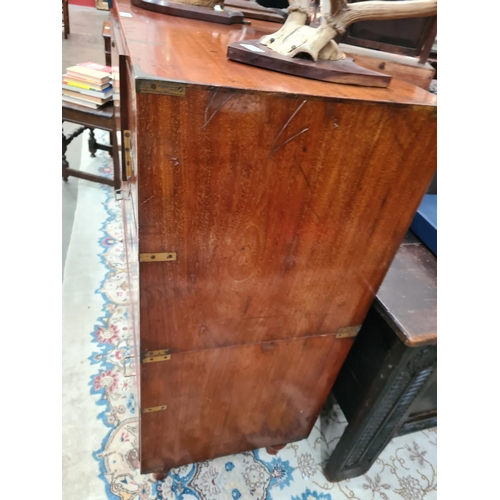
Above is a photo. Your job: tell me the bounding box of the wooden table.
[109,0,436,478]
[324,231,437,482]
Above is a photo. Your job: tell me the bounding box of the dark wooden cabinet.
[110,0,436,477]
[324,232,437,481]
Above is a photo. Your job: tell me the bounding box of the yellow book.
[62,78,109,92]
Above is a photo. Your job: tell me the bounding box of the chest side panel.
[135,88,436,353]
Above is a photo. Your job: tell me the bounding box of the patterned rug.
[62,131,437,500]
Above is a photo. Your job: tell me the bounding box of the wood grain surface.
[110,2,437,474]
[225,0,285,23]
[136,88,436,354]
[227,40,392,87]
[114,0,436,106]
[140,334,353,473]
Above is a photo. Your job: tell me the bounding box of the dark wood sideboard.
[324,231,437,481]
[109,0,437,478]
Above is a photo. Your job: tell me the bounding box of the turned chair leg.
[62,122,87,183]
[62,131,69,182]
[88,128,97,157]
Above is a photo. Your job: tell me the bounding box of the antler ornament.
[260,0,437,62]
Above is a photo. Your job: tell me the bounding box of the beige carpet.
[63,130,117,500]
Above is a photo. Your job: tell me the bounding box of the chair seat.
[62,100,115,130]
[62,100,113,117]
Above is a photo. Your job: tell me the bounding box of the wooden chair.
[324,231,437,482]
[62,101,121,190]
[62,21,120,191]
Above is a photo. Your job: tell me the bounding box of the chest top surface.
[113,0,437,107]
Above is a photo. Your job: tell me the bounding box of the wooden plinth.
[131,0,245,25]
[227,39,391,87]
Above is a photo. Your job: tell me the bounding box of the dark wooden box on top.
[109,0,436,477]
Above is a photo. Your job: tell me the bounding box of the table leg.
[324,344,437,482]
[62,131,69,181]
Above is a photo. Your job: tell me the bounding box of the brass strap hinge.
[139,252,177,262]
[136,79,186,97]
[123,130,132,178]
[142,405,167,414]
[335,326,361,339]
[141,349,171,363]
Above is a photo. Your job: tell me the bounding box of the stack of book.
[62,62,113,109]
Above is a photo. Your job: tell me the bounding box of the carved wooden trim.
[324,345,436,482]
[349,362,434,467]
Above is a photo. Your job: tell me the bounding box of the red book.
[77,61,113,74]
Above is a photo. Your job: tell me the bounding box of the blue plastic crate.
[410,194,436,256]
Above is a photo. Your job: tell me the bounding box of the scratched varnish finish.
[111,0,437,475]
[116,0,436,106]
[137,90,436,353]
